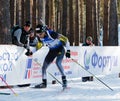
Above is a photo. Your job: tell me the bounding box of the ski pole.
[71,58,113,91]
[0,76,18,96]
[33,59,63,85]
[47,72,63,85]
[40,19,46,26]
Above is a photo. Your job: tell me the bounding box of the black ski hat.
[36,24,46,33]
[24,21,31,27]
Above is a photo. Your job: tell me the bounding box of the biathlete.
[35,24,71,89]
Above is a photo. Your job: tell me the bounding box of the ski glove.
[66,50,70,58]
[25,49,33,56]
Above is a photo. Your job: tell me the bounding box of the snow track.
[0,74,120,101]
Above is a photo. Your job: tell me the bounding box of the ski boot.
[62,76,67,89]
[35,79,47,88]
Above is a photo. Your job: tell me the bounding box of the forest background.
[0,0,120,46]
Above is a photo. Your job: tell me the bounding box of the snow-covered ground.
[0,73,120,101]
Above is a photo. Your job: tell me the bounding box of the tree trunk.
[109,0,118,46]
[10,0,14,27]
[32,0,36,29]
[74,0,79,46]
[61,0,67,36]
[45,0,49,26]
[97,0,101,46]
[16,0,19,24]
[21,0,25,26]
[69,0,74,45]
[0,0,11,43]
[86,0,93,37]
[103,0,109,46]
[80,0,84,43]
[38,0,46,25]
[25,0,30,21]
[93,0,98,45]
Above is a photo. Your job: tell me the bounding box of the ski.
[63,86,71,90]
[61,86,71,92]
[30,86,44,89]
[29,85,71,97]
[0,92,10,95]
[56,87,71,94]
[51,86,71,97]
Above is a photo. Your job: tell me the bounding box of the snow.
[0,73,120,101]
